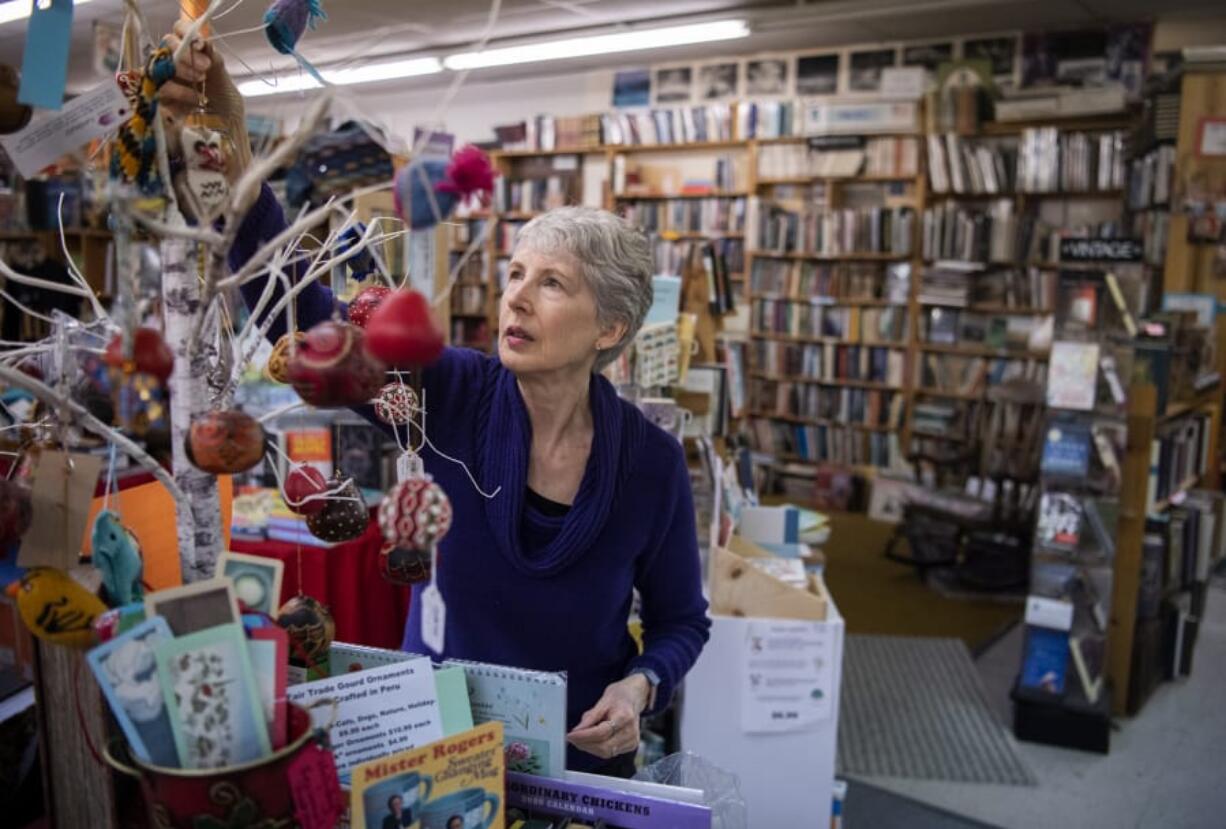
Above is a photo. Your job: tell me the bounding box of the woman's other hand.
[566,674,650,760]
[160,18,252,178]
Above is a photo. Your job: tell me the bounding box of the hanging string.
[101,442,119,514]
[265,439,362,509]
[417,388,501,500]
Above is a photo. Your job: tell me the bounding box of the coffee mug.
[362,772,433,829]
[418,787,500,829]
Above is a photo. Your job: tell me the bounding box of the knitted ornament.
[373,382,418,425]
[276,594,334,668]
[363,289,445,367]
[305,475,369,543]
[185,410,267,474]
[378,476,452,551]
[0,478,31,545]
[283,464,328,516]
[265,331,306,384]
[104,328,174,384]
[110,47,177,195]
[379,542,432,586]
[393,145,496,230]
[264,0,326,55]
[347,285,390,329]
[288,321,385,407]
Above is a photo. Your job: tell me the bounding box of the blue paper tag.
[19,0,74,110]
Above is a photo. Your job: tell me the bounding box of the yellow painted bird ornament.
[5,568,107,648]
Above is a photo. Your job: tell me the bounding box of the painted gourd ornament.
[185,410,267,474]
[378,542,431,586]
[265,331,306,384]
[363,289,445,368]
[275,594,335,668]
[283,464,328,516]
[347,285,390,329]
[305,475,369,542]
[372,382,418,426]
[377,476,452,551]
[0,478,32,545]
[287,321,385,407]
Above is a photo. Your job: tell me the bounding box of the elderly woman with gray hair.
[172,35,711,776]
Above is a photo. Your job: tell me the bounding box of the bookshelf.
[479,100,1149,493]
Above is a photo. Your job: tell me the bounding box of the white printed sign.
[740,620,836,733]
[286,657,443,772]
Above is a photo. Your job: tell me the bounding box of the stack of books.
[917,262,981,307]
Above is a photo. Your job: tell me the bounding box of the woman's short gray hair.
[513,206,654,372]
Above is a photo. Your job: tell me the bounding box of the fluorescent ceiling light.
[1,0,94,27]
[238,56,443,97]
[444,19,750,71]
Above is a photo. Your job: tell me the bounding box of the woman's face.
[499,245,617,376]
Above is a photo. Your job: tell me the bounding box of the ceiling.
[0,0,1222,97]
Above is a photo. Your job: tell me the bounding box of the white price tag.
[420,583,445,654]
[396,452,424,482]
[0,80,129,178]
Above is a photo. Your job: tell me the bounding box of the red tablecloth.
[231,519,410,650]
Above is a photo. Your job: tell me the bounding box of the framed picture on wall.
[746,57,790,96]
[796,53,840,96]
[655,66,693,103]
[849,48,898,93]
[697,62,740,100]
[612,69,651,107]
[963,35,1018,86]
[903,42,954,72]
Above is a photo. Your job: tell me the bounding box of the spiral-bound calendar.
[444,658,568,779]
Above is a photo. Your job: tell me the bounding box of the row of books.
[493,114,603,151]
[450,317,492,350]
[447,251,486,283]
[916,352,1048,397]
[1142,490,1224,610]
[619,197,748,235]
[753,342,907,385]
[1131,210,1170,268]
[1127,144,1176,210]
[923,307,1047,352]
[1017,128,1126,193]
[751,297,906,340]
[1147,411,1215,511]
[755,205,915,255]
[752,380,904,425]
[494,176,578,214]
[749,258,909,302]
[926,134,1017,195]
[918,262,1062,315]
[749,411,902,466]
[922,201,1017,262]
[451,283,487,316]
[756,137,919,180]
[495,219,529,254]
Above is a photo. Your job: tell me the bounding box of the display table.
[231,519,410,650]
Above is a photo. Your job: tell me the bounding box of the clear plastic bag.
[633,751,748,829]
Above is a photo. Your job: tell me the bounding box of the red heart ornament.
[104,328,175,383]
[363,290,445,367]
[283,464,328,516]
[288,321,386,407]
[347,285,391,329]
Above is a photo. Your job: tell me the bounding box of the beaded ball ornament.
[372,382,419,426]
[377,476,453,551]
